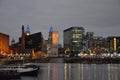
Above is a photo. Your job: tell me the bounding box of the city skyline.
[0,0,120,44]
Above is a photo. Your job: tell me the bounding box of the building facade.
[0,33,9,53]
[86,32,94,49]
[47,26,59,57]
[91,36,107,54]
[64,27,85,55]
[19,32,43,52]
[51,31,59,56]
[12,25,43,55]
[107,36,120,53]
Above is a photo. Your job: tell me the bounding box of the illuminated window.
[72,30,75,32]
[75,29,78,32]
[72,34,82,38]
[72,34,76,38]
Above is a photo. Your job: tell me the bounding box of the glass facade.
[64,27,84,53]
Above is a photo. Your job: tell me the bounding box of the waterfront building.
[90,36,107,54]
[86,32,94,49]
[63,26,85,56]
[107,36,120,53]
[47,26,59,57]
[19,32,43,52]
[58,47,65,57]
[52,31,59,45]
[47,26,53,56]
[12,25,43,55]
[51,31,59,56]
[0,33,9,53]
[85,32,108,54]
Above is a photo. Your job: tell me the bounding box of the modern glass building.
[64,27,85,53]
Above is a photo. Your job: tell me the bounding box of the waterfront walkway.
[2,57,120,65]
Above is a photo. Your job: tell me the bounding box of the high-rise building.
[0,33,9,53]
[64,27,85,54]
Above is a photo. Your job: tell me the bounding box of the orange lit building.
[47,26,59,57]
[50,31,59,57]
[52,31,59,45]
[0,33,9,53]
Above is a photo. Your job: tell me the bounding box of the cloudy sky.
[0,0,120,45]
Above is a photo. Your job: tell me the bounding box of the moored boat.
[2,64,39,76]
[18,66,39,76]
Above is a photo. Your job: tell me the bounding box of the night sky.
[0,0,120,45]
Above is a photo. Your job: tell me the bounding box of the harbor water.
[21,63,120,80]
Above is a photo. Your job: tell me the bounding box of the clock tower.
[25,25,30,36]
[47,26,59,57]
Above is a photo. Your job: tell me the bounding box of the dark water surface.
[21,63,120,80]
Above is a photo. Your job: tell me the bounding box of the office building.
[91,36,107,54]
[64,26,85,54]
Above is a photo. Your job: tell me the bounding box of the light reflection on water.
[21,63,120,80]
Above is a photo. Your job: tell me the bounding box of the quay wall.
[64,57,120,64]
[2,57,120,65]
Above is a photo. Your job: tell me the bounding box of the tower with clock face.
[47,26,59,57]
[25,25,30,36]
[47,30,59,57]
